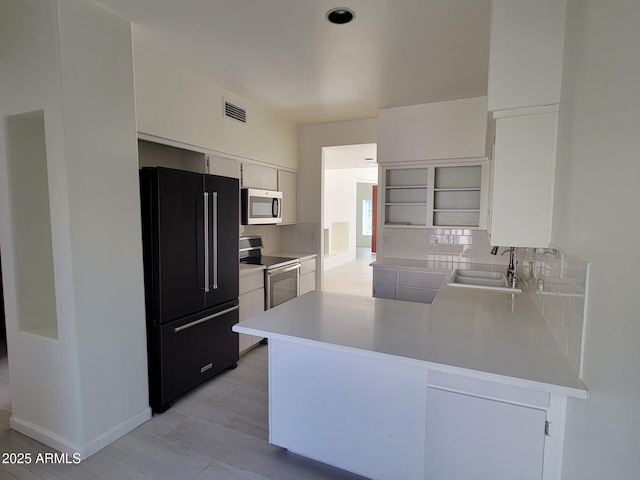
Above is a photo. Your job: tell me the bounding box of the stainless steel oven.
[265,260,300,309]
[239,236,300,310]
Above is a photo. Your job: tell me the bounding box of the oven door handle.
[267,263,300,276]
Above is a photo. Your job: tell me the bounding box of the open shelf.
[432,165,482,227]
[381,162,487,229]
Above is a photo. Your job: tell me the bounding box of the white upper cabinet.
[206,154,240,179]
[377,97,489,163]
[490,107,557,247]
[488,0,567,111]
[241,162,278,190]
[278,169,298,224]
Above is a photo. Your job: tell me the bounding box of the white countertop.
[371,257,508,272]
[239,264,265,277]
[234,286,587,398]
[371,257,450,271]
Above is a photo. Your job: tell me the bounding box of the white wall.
[134,50,298,170]
[298,119,377,285]
[323,167,377,270]
[0,0,149,457]
[554,1,640,478]
[377,97,489,162]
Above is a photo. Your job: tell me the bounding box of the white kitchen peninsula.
[233,286,587,480]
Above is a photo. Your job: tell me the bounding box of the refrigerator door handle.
[212,191,219,290]
[203,192,210,293]
[173,305,240,333]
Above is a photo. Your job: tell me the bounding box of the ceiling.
[94,0,492,125]
[324,144,377,169]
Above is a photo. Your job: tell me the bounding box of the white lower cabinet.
[425,387,546,480]
[239,271,265,354]
[299,257,317,295]
[267,339,569,480]
[372,266,446,304]
[425,370,562,480]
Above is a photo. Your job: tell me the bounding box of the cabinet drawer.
[373,268,397,285]
[240,272,264,295]
[373,284,396,300]
[300,258,316,276]
[152,304,239,410]
[396,286,438,304]
[397,270,446,289]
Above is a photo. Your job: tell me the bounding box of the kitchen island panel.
[269,339,427,480]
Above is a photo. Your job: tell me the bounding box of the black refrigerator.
[139,167,240,413]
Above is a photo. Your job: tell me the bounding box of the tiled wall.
[240,225,282,254]
[381,227,511,268]
[241,223,319,255]
[517,248,589,377]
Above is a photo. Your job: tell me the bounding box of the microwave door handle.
[212,191,218,290]
[272,198,279,218]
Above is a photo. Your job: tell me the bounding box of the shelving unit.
[432,165,482,227]
[384,167,428,226]
[381,162,488,229]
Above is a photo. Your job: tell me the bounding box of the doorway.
[321,144,378,295]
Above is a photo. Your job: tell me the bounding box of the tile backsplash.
[240,223,318,255]
[240,225,282,254]
[381,227,511,267]
[517,247,589,377]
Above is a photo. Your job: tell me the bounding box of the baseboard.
[10,415,83,457]
[11,407,152,459]
[84,407,152,458]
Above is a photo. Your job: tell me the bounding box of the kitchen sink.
[447,269,522,294]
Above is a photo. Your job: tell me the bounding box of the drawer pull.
[201,363,213,373]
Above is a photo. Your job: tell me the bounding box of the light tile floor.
[322,248,375,297]
[0,249,376,479]
[0,344,367,480]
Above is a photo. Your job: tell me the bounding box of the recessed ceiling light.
[326,7,355,25]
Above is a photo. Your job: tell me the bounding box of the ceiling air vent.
[223,98,247,124]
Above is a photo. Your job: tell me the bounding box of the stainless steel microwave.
[241,188,283,225]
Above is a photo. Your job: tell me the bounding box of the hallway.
[322,248,375,297]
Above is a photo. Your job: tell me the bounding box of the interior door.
[204,174,239,308]
[155,168,206,323]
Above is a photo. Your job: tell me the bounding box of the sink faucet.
[501,247,518,288]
